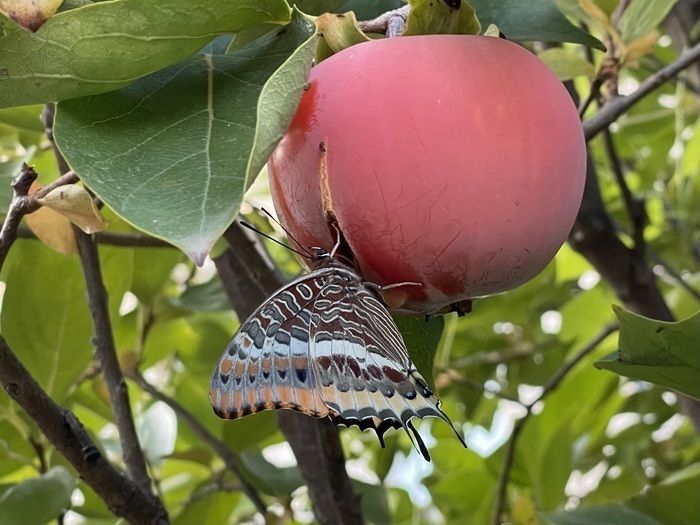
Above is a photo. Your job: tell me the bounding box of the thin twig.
[649,250,700,303]
[17,226,173,248]
[74,228,156,497]
[358,5,409,36]
[601,129,646,253]
[0,336,168,524]
[130,372,268,516]
[489,323,619,525]
[0,164,37,272]
[583,41,700,141]
[0,164,79,271]
[436,370,522,404]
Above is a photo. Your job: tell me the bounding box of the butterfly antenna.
[259,207,313,256]
[239,220,312,259]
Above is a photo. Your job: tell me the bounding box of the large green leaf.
[628,462,700,525]
[469,0,605,50]
[54,12,317,262]
[0,240,133,401]
[618,0,678,43]
[0,0,291,107]
[544,505,663,525]
[596,307,700,400]
[393,314,444,386]
[0,467,75,525]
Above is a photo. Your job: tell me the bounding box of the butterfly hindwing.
[210,273,329,420]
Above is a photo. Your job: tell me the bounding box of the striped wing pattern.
[210,260,463,459]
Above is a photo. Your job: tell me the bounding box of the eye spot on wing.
[219,373,229,385]
[278,369,287,380]
[296,368,307,383]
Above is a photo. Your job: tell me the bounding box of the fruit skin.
[268,35,586,314]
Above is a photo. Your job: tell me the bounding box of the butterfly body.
[210,251,464,459]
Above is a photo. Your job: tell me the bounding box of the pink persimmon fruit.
[268,35,586,314]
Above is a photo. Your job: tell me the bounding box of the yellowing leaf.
[484,23,500,37]
[36,184,106,234]
[403,0,481,37]
[623,30,660,63]
[315,12,370,63]
[0,0,63,31]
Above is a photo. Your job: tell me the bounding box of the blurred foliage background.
[1,0,700,524]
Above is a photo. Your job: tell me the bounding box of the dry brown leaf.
[25,206,78,255]
[0,0,64,32]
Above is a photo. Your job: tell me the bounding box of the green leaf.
[618,0,678,43]
[239,452,304,496]
[54,11,316,262]
[0,467,75,525]
[296,0,345,15]
[393,315,444,388]
[537,48,594,81]
[222,411,279,453]
[0,0,292,107]
[595,307,700,400]
[173,491,239,525]
[403,0,481,36]
[628,462,700,525]
[469,0,605,50]
[171,277,231,312]
[0,240,133,401]
[544,504,663,525]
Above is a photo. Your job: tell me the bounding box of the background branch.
[214,223,364,525]
[130,372,268,516]
[490,323,619,525]
[17,226,174,248]
[583,41,700,140]
[74,228,156,498]
[0,337,168,525]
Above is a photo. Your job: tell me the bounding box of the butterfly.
[209,224,465,460]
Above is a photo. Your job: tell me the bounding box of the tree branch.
[17,226,174,248]
[74,228,156,498]
[214,223,364,525]
[0,336,168,525]
[583,41,700,141]
[129,372,268,516]
[358,5,409,37]
[601,128,647,253]
[490,323,619,525]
